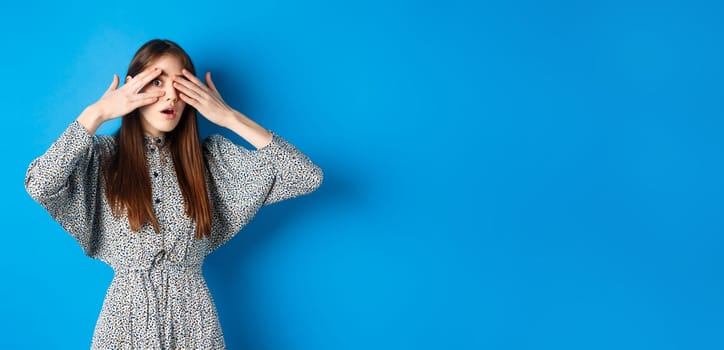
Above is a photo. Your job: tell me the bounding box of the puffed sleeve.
[25,120,115,257]
[203,132,323,251]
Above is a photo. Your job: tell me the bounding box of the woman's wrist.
[225,110,273,149]
[76,104,106,136]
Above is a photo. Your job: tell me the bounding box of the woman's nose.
[166,83,178,101]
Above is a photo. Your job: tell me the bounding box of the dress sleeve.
[25,120,114,257]
[203,132,323,251]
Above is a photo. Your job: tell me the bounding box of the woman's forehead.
[146,54,185,73]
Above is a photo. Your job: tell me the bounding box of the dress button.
[155,138,162,144]
[153,171,158,177]
[155,198,161,204]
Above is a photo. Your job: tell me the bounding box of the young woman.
[25,39,323,349]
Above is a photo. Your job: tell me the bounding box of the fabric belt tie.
[116,250,200,349]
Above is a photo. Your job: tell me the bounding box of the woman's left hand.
[173,69,237,128]
[174,69,273,149]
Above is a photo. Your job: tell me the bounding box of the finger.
[135,66,161,81]
[173,78,204,100]
[130,95,162,109]
[131,90,165,102]
[107,74,119,92]
[181,69,207,89]
[205,72,219,94]
[132,67,163,92]
[129,67,162,92]
[179,93,199,108]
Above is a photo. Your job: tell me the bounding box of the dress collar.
[143,133,167,151]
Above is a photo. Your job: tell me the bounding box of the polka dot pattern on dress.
[25,120,323,349]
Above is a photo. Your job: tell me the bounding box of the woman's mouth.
[160,107,176,119]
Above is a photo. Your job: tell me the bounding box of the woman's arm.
[173,69,322,202]
[181,70,322,250]
[25,121,106,256]
[224,109,273,149]
[25,68,166,255]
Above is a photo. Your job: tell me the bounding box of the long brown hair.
[104,39,212,239]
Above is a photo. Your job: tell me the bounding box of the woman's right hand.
[77,68,165,134]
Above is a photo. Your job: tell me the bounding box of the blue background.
[2,0,723,349]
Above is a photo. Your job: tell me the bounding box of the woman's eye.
[152,79,162,87]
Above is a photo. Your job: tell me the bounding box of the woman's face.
[134,54,188,137]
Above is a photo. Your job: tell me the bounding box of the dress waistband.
[112,249,202,273]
